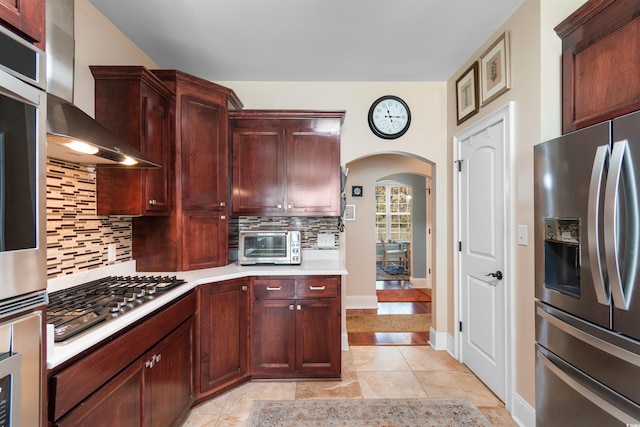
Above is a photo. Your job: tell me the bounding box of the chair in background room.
[379,232,407,271]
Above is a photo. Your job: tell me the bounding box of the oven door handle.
[588,144,610,306]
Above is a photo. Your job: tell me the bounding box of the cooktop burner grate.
[47,276,186,343]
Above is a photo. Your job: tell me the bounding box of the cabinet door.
[141,86,171,213]
[55,362,143,427]
[251,298,296,376]
[181,96,228,211]
[231,127,284,215]
[286,127,340,216]
[295,298,341,377]
[197,279,248,397]
[181,210,227,270]
[0,0,44,45]
[144,319,194,427]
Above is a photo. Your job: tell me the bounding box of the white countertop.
[47,250,346,369]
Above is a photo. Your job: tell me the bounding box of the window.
[375,184,412,241]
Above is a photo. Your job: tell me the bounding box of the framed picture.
[344,204,356,221]
[455,62,479,125]
[480,32,510,106]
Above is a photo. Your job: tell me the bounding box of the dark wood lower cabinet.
[49,292,195,427]
[251,276,341,379]
[196,279,249,399]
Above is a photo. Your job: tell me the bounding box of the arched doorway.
[342,153,434,344]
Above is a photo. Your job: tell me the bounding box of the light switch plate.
[317,233,335,248]
[107,243,116,262]
[517,225,528,246]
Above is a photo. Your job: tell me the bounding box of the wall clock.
[368,95,411,139]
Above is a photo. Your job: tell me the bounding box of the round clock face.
[368,95,411,139]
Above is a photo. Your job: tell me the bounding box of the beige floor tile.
[180,411,220,427]
[350,345,411,372]
[341,350,357,374]
[413,370,502,407]
[221,381,297,414]
[357,371,427,399]
[214,412,250,427]
[398,345,471,373]
[295,371,362,400]
[479,406,519,427]
[188,392,229,415]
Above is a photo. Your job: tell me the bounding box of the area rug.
[247,397,492,426]
[376,265,410,281]
[346,314,431,333]
[377,288,431,302]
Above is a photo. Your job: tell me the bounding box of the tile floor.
[181,345,518,426]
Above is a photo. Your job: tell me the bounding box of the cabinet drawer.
[296,277,339,298]
[253,279,295,299]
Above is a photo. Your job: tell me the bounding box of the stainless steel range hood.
[45,0,159,168]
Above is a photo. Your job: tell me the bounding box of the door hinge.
[455,159,463,172]
[459,321,463,332]
[458,241,462,252]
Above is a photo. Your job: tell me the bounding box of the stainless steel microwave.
[239,230,301,265]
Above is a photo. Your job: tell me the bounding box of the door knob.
[486,271,503,280]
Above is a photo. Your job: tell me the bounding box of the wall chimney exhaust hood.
[45,0,159,168]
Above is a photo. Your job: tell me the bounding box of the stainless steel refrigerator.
[534,110,640,426]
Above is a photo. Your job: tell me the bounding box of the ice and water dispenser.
[543,217,581,297]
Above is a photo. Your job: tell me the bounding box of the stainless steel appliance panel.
[536,345,640,426]
[536,301,640,406]
[0,25,47,301]
[534,121,611,328]
[611,110,640,341]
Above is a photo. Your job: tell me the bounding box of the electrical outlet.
[517,225,528,246]
[317,233,335,248]
[107,243,116,263]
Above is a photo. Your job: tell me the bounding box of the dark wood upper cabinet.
[230,110,345,217]
[90,66,174,216]
[556,0,640,133]
[0,0,44,46]
[132,70,243,271]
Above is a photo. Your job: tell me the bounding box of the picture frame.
[480,32,510,106]
[455,61,479,125]
[344,204,356,221]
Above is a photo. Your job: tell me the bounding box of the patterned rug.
[346,314,431,333]
[376,265,410,281]
[248,397,492,426]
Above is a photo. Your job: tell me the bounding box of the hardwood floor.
[347,279,431,346]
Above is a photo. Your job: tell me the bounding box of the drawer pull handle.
[309,286,326,291]
[289,304,294,311]
[266,286,282,291]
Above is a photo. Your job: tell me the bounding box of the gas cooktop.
[47,275,186,343]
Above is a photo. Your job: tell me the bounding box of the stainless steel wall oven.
[0,23,48,427]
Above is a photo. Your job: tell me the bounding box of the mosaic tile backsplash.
[46,159,132,278]
[46,159,340,278]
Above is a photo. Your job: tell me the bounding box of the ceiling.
[88,0,525,82]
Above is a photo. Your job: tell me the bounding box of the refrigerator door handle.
[605,140,639,311]
[588,144,610,305]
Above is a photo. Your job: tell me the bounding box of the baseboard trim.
[429,327,449,351]
[345,295,379,309]
[511,393,535,427]
[410,277,429,288]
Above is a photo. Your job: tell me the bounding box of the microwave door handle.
[604,140,639,311]
[588,144,610,305]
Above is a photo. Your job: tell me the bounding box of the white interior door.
[457,113,508,402]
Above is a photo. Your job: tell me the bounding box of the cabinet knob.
[156,353,161,363]
[219,202,226,207]
[289,304,294,311]
[221,215,226,220]
[241,285,248,291]
[277,204,282,209]
[288,204,292,209]
[297,304,301,311]
[149,199,156,205]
